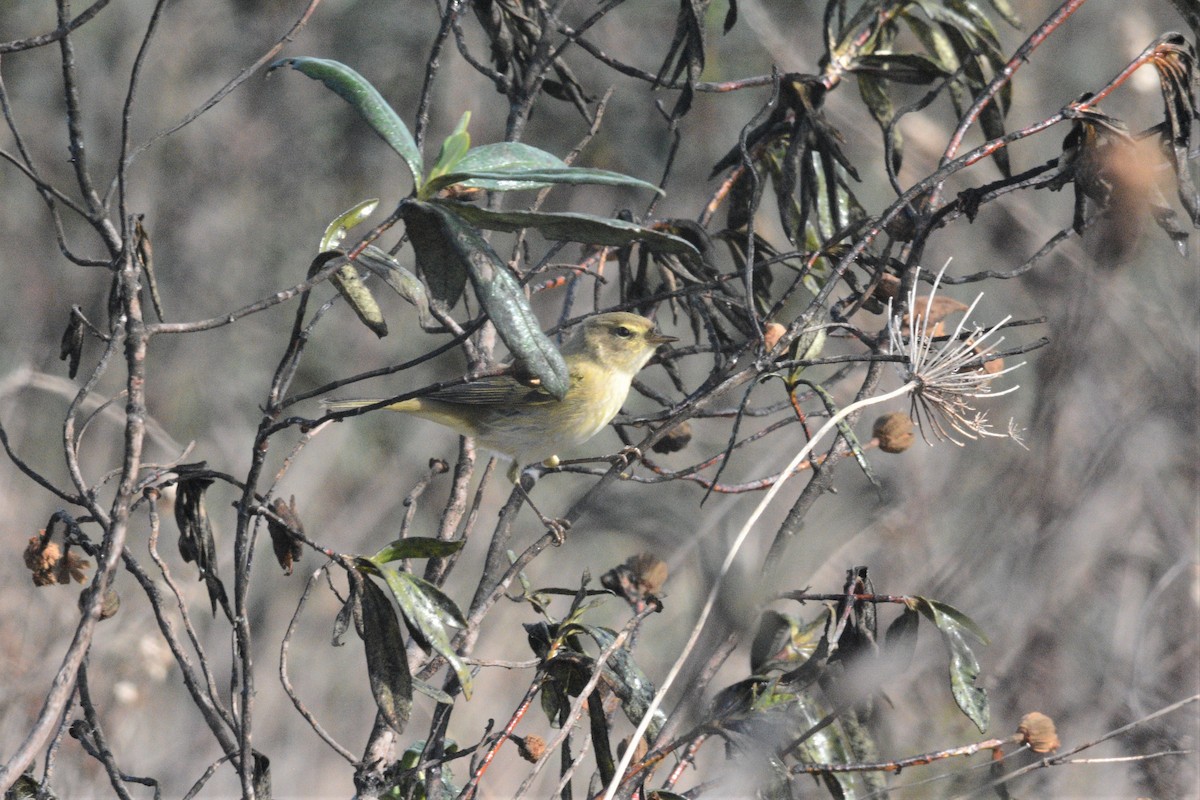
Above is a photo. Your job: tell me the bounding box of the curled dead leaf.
[24,534,90,587]
[763,322,787,351]
[268,496,304,576]
[903,294,969,329]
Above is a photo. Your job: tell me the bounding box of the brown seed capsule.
[1017,712,1060,753]
[652,421,692,454]
[518,734,546,763]
[873,412,915,454]
[79,588,121,621]
[873,272,901,300]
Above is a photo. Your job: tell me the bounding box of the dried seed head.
[873,412,915,454]
[1017,712,1060,753]
[887,263,1026,447]
[518,734,546,763]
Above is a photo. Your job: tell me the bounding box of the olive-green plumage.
[325,312,674,479]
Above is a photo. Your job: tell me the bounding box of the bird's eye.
[614,326,633,338]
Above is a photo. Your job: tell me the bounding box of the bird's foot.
[542,516,571,546]
[610,446,643,476]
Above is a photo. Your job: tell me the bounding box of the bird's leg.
[515,465,571,545]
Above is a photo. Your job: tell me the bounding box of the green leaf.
[983,0,1021,28]
[912,597,990,732]
[453,141,567,182]
[369,537,465,564]
[913,597,989,644]
[424,166,664,197]
[404,200,572,399]
[376,565,473,698]
[437,202,700,255]
[270,57,423,184]
[320,198,380,253]
[440,141,571,192]
[400,201,469,306]
[412,679,456,705]
[428,111,472,182]
[359,578,413,732]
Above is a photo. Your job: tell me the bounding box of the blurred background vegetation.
[0,0,1195,797]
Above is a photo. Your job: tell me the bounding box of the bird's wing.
[424,373,561,407]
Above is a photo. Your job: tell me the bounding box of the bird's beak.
[648,331,678,346]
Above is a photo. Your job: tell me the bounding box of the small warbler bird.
[325,312,675,481]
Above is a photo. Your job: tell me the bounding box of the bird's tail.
[321,397,416,413]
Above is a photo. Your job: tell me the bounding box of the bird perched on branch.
[325,312,676,482]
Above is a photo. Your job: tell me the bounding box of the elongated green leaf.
[405,200,571,398]
[359,578,413,732]
[370,537,465,564]
[420,140,571,196]
[428,111,472,182]
[425,167,664,197]
[400,201,468,306]
[454,141,567,175]
[412,679,456,705]
[377,565,473,697]
[913,597,990,732]
[270,57,423,183]
[943,622,989,733]
[436,202,700,255]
